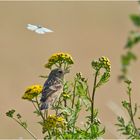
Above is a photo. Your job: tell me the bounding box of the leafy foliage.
[117,3,140,139]
[116,117,139,139]
[125,31,140,49]
[6,53,110,139]
[130,14,140,27]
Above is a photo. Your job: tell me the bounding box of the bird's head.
[49,68,69,80]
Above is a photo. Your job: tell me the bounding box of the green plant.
[6,53,111,139]
[116,80,140,139]
[116,2,140,139]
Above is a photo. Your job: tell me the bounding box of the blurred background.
[0,1,140,139]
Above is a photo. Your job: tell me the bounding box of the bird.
[26,24,53,34]
[40,68,66,110]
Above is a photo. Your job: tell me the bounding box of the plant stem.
[91,70,99,123]
[34,98,52,138]
[71,80,77,108]
[64,99,67,107]
[128,93,138,134]
[12,118,37,140]
[63,98,68,122]
[34,97,46,122]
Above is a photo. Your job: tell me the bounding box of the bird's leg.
[44,109,48,119]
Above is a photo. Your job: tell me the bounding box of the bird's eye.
[58,70,62,74]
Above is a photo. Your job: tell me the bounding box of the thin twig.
[12,118,37,140]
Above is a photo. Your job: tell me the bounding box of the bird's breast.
[51,87,63,99]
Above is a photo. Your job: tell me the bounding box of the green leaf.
[68,98,82,127]
[6,109,15,118]
[60,107,73,116]
[130,14,140,27]
[33,110,41,116]
[125,31,140,49]
[124,79,132,85]
[122,100,130,111]
[16,113,22,119]
[38,121,43,126]
[96,72,110,88]
[133,103,137,117]
[99,127,105,136]
[117,116,125,125]
[121,51,137,66]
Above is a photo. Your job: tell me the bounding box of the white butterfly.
[27,24,53,34]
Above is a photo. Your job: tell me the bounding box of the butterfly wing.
[27,24,53,34]
[35,27,53,34]
[35,28,46,34]
[27,24,38,31]
[41,27,53,33]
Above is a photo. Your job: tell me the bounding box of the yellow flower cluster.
[43,115,65,130]
[99,56,111,72]
[45,52,74,69]
[22,85,42,100]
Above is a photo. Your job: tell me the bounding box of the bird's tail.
[40,102,48,110]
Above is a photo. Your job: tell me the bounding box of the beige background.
[0,1,140,139]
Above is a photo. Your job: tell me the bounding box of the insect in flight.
[26,24,53,34]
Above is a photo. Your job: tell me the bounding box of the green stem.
[12,118,37,140]
[71,80,77,108]
[34,98,45,122]
[64,98,68,122]
[64,99,67,107]
[91,70,99,123]
[128,93,138,134]
[34,98,52,138]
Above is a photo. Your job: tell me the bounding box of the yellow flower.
[45,52,74,69]
[43,115,65,130]
[22,85,42,100]
[99,56,111,72]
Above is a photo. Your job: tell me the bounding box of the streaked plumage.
[40,68,64,110]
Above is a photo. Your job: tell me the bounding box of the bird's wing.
[40,87,57,102]
[40,81,62,102]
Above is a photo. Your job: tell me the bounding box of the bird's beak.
[64,69,70,74]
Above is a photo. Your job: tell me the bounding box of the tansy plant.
[116,2,140,139]
[6,52,111,139]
